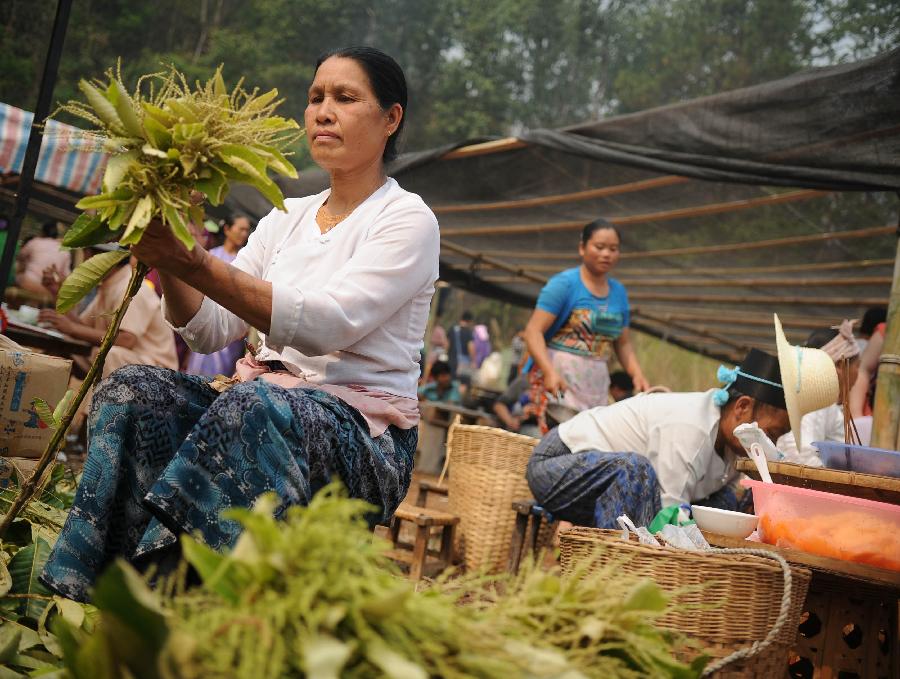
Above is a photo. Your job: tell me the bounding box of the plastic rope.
[699,547,795,677]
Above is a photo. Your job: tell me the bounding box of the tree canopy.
[2,0,897,165]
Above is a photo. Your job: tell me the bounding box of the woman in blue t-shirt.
[523,219,648,429]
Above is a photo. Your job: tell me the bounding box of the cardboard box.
[0,335,72,458]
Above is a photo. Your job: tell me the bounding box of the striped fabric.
[0,102,106,195]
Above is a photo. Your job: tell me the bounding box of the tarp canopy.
[0,102,106,223]
[227,48,899,362]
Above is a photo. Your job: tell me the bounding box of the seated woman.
[776,320,860,465]
[526,349,792,529]
[42,47,440,602]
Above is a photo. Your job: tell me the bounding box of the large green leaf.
[162,205,195,251]
[107,80,143,139]
[0,560,12,597]
[194,167,228,206]
[56,250,129,314]
[179,536,239,604]
[7,537,52,621]
[30,399,56,429]
[75,186,134,210]
[119,195,154,244]
[102,149,139,194]
[62,213,119,249]
[78,80,124,135]
[91,561,168,650]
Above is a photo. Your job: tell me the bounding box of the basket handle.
[700,547,795,676]
[436,414,462,487]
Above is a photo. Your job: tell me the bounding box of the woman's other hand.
[38,308,75,335]
[631,373,651,393]
[41,264,62,297]
[543,368,569,397]
[131,218,206,277]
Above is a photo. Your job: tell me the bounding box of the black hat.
[716,348,786,410]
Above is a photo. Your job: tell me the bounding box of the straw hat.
[774,314,839,451]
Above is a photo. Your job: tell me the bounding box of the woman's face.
[578,227,620,275]
[305,57,402,174]
[225,217,250,248]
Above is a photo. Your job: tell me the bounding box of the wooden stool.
[508,499,553,573]
[387,502,459,581]
[415,479,448,507]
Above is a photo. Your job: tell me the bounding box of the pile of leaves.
[50,486,705,679]
[0,464,95,678]
[53,62,302,313]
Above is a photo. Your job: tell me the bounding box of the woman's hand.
[543,368,569,398]
[38,308,76,335]
[631,373,651,393]
[41,265,62,297]
[131,218,206,277]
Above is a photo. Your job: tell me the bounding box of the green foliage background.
[2,0,897,164]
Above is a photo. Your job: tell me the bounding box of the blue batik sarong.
[41,365,416,602]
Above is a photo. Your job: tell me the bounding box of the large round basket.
[444,421,538,572]
[560,527,811,678]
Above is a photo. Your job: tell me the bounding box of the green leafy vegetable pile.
[50,486,705,679]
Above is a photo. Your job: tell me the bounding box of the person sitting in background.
[493,372,540,437]
[776,321,860,466]
[15,220,71,295]
[422,324,449,384]
[418,360,462,404]
[38,244,178,432]
[526,348,792,529]
[609,371,634,402]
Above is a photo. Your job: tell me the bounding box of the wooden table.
[3,320,93,357]
[736,458,900,505]
[423,401,498,427]
[705,532,899,678]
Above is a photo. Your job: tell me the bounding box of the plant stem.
[0,261,150,538]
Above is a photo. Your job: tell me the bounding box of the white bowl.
[690,505,758,539]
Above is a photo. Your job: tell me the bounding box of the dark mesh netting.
[224,48,900,362]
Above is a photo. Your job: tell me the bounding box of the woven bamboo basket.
[560,528,811,678]
[442,420,538,572]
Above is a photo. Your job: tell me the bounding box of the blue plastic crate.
[813,440,900,478]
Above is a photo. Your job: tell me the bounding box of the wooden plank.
[440,239,547,284]
[440,190,828,237]
[441,137,527,160]
[479,274,892,288]
[447,257,896,276]
[735,459,900,505]
[450,225,894,260]
[432,176,687,213]
[703,532,900,591]
[628,291,887,306]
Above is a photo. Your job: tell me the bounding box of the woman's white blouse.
[164,178,440,399]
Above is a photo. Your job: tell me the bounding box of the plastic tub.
[812,440,900,478]
[743,478,900,572]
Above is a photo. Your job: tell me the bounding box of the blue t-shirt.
[536,267,630,357]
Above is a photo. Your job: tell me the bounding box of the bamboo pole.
[0,262,150,537]
[445,257,895,276]
[432,175,687,213]
[631,307,829,329]
[626,291,886,306]
[480,274,891,288]
[441,137,527,159]
[448,225,894,260]
[870,232,900,451]
[439,190,827,237]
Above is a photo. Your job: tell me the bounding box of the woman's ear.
[385,103,403,136]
